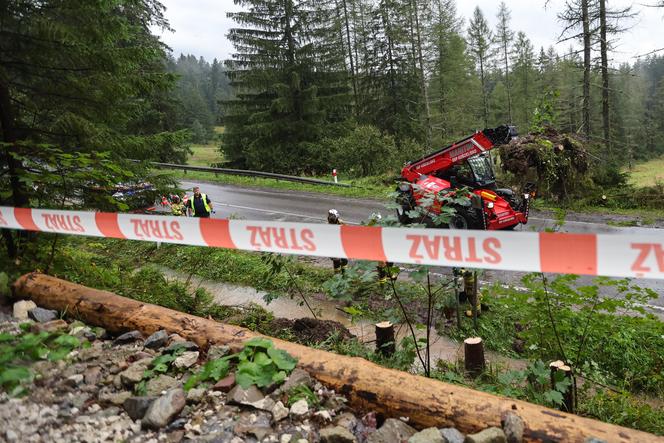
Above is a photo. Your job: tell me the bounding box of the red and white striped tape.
[1,206,664,279]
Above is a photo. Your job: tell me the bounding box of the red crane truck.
[396,125,530,230]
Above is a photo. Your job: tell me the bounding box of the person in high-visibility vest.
[187,186,213,218]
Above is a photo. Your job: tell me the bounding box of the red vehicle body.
[396,125,530,230]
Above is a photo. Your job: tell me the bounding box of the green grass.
[530,199,664,222]
[625,155,664,188]
[187,126,225,167]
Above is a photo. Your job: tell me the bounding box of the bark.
[599,0,610,153]
[340,0,358,109]
[480,56,488,128]
[464,336,485,376]
[411,0,432,148]
[13,273,663,443]
[0,75,29,258]
[375,321,395,357]
[502,39,513,124]
[582,0,591,138]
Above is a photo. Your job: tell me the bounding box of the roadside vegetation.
[625,155,664,188]
[3,233,663,435]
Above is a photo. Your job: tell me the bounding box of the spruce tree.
[359,0,423,142]
[495,2,514,124]
[467,6,493,127]
[224,0,351,173]
[511,32,536,129]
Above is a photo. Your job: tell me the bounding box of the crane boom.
[401,125,516,182]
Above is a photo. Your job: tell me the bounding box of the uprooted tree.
[499,126,593,201]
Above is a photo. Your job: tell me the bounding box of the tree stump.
[464,337,485,377]
[375,321,395,357]
[550,360,575,413]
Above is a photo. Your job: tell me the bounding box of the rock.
[169,333,186,343]
[173,351,199,369]
[409,428,444,443]
[233,411,273,439]
[325,395,347,411]
[502,413,524,443]
[228,384,265,406]
[212,373,236,392]
[281,368,313,392]
[584,439,607,443]
[113,330,143,345]
[440,428,465,443]
[315,410,333,422]
[66,374,84,386]
[128,351,153,363]
[166,417,187,431]
[366,419,416,443]
[186,388,205,403]
[335,412,358,432]
[13,300,37,320]
[464,427,507,443]
[28,307,58,323]
[123,396,158,420]
[83,366,102,385]
[208,344,230,360]
[164,341,198,354]
[5,429,19,442]
[142,388,186,429]
[119,358,152,386]
[320,425,357,443]
[146,374,181,396]
[30,319,68,333]
[251,397,276,412]
[272,401,289,422]
[289,399,309,417]
[281,435,293,443]
[144,330,169,349]
[99,389,132,406]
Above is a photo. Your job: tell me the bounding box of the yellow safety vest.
[189,193,211,215]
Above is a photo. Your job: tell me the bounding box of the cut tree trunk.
[375,321,395,357]
[550,361,575,413]
[464,337,486,377]
[12,273,662,443]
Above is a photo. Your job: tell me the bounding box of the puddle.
[159,267,526,371]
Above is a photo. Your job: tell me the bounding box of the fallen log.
[13,273,662,443]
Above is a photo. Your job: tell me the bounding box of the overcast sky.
[155,0,664,64]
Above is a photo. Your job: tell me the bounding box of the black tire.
[448,208,484,230]
[448,213,469,229]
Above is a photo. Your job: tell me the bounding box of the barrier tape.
[1,206,664,280]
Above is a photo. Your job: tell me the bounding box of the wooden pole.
[13,273,663,443]
[464,337,486,377]
[375,321,395,357]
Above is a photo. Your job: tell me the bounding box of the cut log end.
[375,321,395,357]
[464,337,485,377]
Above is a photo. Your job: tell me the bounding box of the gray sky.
[156,0,664,64]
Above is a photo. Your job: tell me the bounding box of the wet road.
[182,180,664,312]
